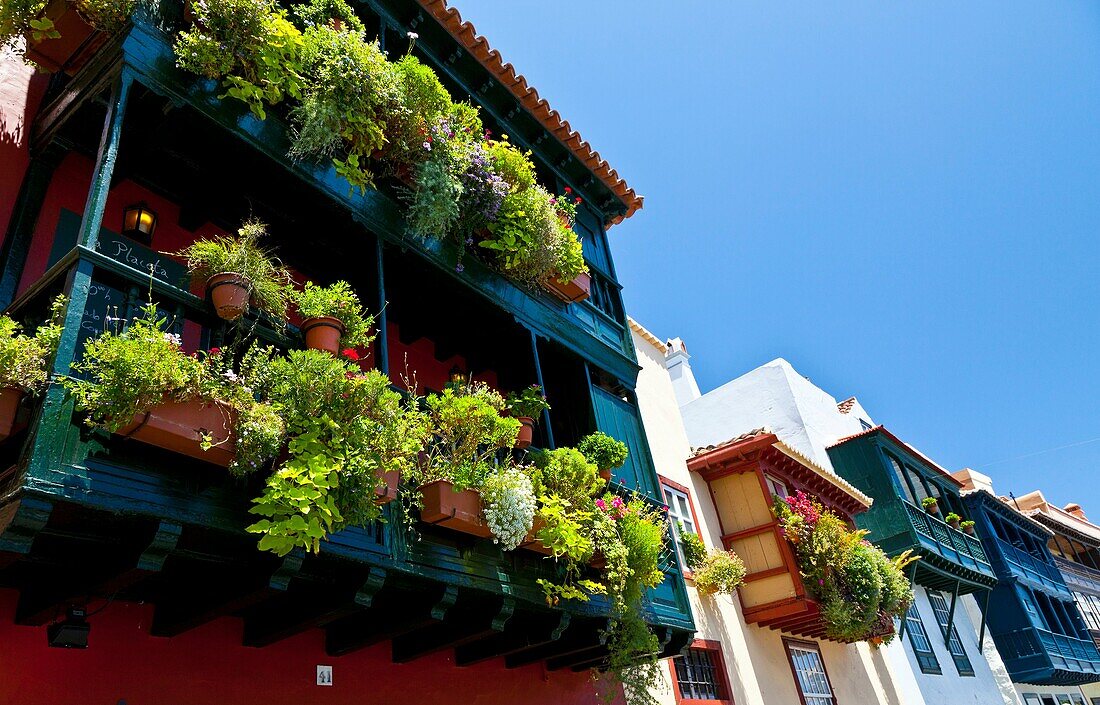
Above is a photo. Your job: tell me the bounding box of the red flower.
[564,187,572,194]
[342,348,360,361]
[209,347,221,355]
[575,197,582,204]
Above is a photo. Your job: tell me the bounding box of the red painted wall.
[0,589,617,705]
[0,54,47,249]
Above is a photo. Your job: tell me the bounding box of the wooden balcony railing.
[903,500,992,573]
[994,537,1069,595]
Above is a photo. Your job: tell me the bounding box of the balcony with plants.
[0,0,693,691]
[960,486,1100,685]
[687,431,913,645]
[827,427,998,597]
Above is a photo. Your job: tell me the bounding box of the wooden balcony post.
[529,329,553,449]
[374,238,389,376]
[943,580,959,644]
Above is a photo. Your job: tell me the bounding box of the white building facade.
[631,321,1022,705]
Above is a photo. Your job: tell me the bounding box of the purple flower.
[455,263,465,273]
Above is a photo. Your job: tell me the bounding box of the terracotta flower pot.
[206,273,252,321]
[515,416,534,449]
[0,387,24,441]
[116,399,236,466]
[948,519,960,530]
[923,500,939,515]
[419,480,491,538]
[301,316,345,354]
[963,525,975,536]
[25,0,107,75]
[544,272,591,304]
[375,469,400,505]
[522,518,552,555]
[598,468,612,483]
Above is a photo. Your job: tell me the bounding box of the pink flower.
[595,499,607,511]
[611,497,624,509]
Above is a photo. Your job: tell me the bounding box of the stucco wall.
[631,329,924,705]
[900,587,1021,705]
[0,48,46,247]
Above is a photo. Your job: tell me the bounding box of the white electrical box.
[316,664,333,686]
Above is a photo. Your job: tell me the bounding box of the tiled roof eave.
[414,0,643,226]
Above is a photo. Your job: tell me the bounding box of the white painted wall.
[678,358,869,471]
[631,328,924,705]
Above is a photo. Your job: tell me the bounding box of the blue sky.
[457,1,1100,512]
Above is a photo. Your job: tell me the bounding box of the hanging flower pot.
[24,0,107,75]
[921,497,939,515]
[514,416,534,449]
[0,387,24,441]
[205,273,252,321]
[301,316,345,354]
[543,272,591,304]
[116,399,236,466]
[375,469,400,505]
[419,479,492,538]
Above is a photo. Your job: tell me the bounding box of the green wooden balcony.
[993,628,1100,686]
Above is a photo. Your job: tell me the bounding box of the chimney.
[665,337,701,407]
[1065,503,1088,521]
[952,468,994,494]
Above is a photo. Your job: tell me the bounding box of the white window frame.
[765,474,789,499]
[662,483,698,569]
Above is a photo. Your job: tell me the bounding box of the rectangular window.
[926,590,974,676]
[1041,696,1056,705]
[1022,697,1043,705]
[765,474,789,499]
[1071,695,1086,705]
[784,640,836,705]
[671,641,730,703]
[904,602,941,674]
[662,481,698,570]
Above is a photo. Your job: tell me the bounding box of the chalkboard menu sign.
[48,209,189,358]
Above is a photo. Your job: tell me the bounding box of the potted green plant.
[522,447,602,554]
[0,0,130,74]
[174,220,292,322]
[921,496,940,515]
[577,431,629,483]
[944,512,962,530]
[412,382,520,537]
[291,280,374,354]
[543,194,590,303]
[0,296,64,440]
[247,349,430,555]
[505,384,549,449]
[65,305,284,473]
[960,520,976,536]
[691,548,747,597]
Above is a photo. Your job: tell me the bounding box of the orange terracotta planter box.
[117,400,236,467]
[419,480,492,538]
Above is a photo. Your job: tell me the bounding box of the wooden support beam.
[505,618,608,669]
[326,584,458,657]
[454,611,570,667]
[242,568,387,648]
[0,496,53,569]
[391,595,514,664]
[16,518,182,626]
[150,551,302,638]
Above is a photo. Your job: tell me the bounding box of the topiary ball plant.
[577,431,628,473]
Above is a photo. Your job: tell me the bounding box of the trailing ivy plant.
[175,0,304,120]
[247,348,430,554]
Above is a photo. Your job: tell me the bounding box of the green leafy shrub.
[174,220,293,319]
[175,0,304,119]
[288,24,398,189]
[944,512,961,524]
[291,280,374,348]
[921,496,938,510]
[775,491,917,644]
[679,526,708,570]
[412,381,520,490]
[528,447,602,508]
[577,431,628,471]
[386,53,454,166]
[290,0,363,32]
[247,349,430,554]
[486,136,535,192]
[406,157,462,237]
[960,520,976,532]
[0,0,132,62]
[0,295,64,393]
[505,384,549,419]
[692,549,747,596]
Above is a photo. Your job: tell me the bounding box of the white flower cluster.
[162,332,182,347]
[481,467,536,551]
